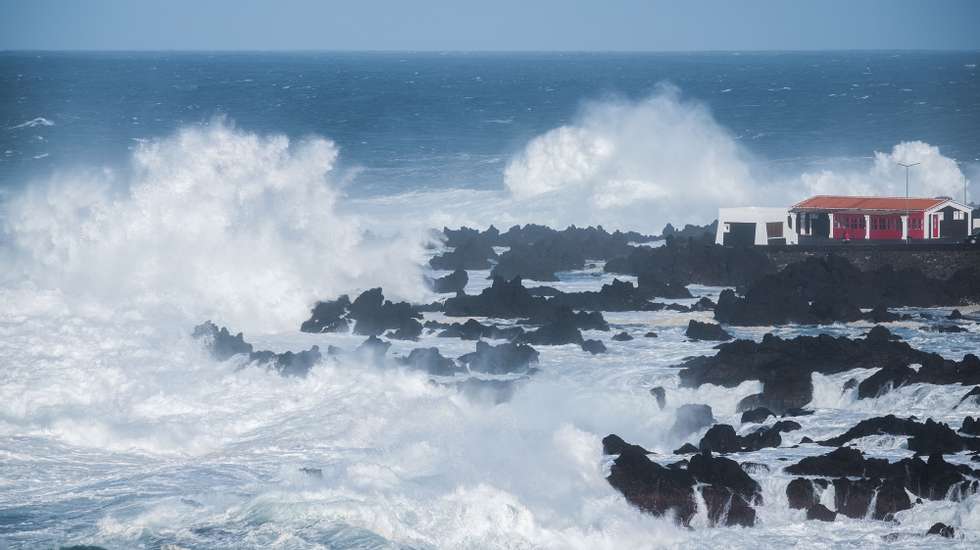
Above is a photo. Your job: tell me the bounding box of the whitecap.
[8,117,54,130]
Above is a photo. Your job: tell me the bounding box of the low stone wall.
[763,245,980,279]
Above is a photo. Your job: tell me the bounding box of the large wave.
[499,87,971,233]
[1,120,430,332]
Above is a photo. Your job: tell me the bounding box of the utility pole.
[897,161,920,243]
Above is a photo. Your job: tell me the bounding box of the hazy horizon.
[2,0,978,52]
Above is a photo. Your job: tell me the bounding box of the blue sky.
[2,0,978,51]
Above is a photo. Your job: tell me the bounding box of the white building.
[716,207,798,246]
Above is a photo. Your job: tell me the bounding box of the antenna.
[897,161,920,243]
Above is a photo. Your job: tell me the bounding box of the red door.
[932,215,939,238]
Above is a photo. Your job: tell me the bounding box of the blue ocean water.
[2,51,979,195]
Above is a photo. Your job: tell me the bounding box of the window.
[937,212,946,221]
[953,211,965,221]
[766,222,783,238]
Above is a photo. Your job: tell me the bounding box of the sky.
[1,0,978,51]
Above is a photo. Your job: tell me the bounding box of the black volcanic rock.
[606,441,762,527]
[602,434,650,456]
[948,309,964,320]
[650,386,666,409]
[302,288,422,338]
[612,331,633,341]
[806,503,837,522]
[458,341,539,375]
[673,443,699,454]
[698,424,740,453]
[519,306,609,331]
[396,348,459,376]
[299,295,351,333]
[927,522,955,538]
[581,339,607,354]
[685,320,732,341]
[741,407,775,424]
[788,448,980,507]
[194,321,322,377]
[437,319,525,341]
[517,309,585,346]
[355,335,390,366]
[604,234,774,287]
[431,269,469,294]
[786,446,866,477]
[697,422,797,453]
[714,256,980,326]
[958,386,980,408]
[687,451,762,526]
[962,416,980,436]
[676,329,980,413]
[670,404,714,438]
[786,478,818,510]
[820,415,980,454]
[548,279,657,312]
[430,227,498,270]
[606,445,697,525]
[443,276,549,318]
[637,272,693,299]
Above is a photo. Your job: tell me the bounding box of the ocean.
[1,51,979,549]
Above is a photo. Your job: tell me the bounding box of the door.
[932,214,940,238]
[723,222,757,246]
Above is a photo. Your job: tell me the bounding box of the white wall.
[716,207,798,245]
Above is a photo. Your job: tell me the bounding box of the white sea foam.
[7,117,55,129]
[1,119,430,332]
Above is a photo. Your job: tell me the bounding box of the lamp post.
[897,161,920,243]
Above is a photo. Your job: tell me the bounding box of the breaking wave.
[0,120,429,332]
[499,87,971,233]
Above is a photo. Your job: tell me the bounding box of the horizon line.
[3,47,980,55]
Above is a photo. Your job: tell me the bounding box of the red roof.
[791,195,947,212]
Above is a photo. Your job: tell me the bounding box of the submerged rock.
[927,522,955,538]
[612,331,633,341]
[650,386,666,409]
[670,404,714,438]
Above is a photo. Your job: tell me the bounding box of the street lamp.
[897,161,919,243]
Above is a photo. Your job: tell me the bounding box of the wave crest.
[1,120,428,331]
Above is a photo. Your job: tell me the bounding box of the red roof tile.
[791,195,947,212]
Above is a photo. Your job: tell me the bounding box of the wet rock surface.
[714,255,980,326]
[685,320,732,341]
[675,327,980,413]
[194,321,322,377]
[605,439,762,527]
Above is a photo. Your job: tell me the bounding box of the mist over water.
[1,51,980,549]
